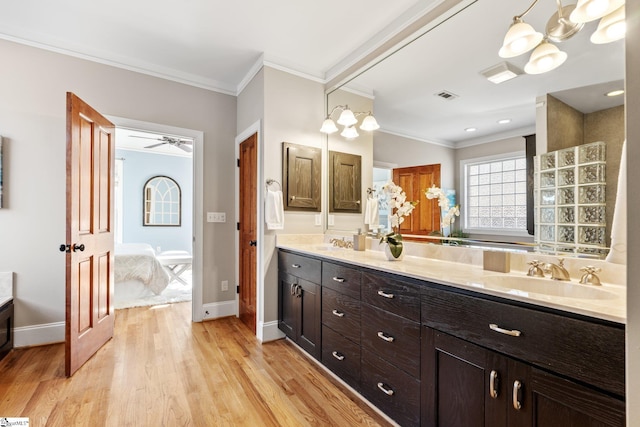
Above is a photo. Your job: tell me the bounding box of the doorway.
[108,116,204,322]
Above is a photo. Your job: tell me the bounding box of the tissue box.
[483,251,511,273]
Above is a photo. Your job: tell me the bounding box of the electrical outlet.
[314,214,321,226]
[207,212,226,222]
[328,214,335,226]
[221,280,228,291]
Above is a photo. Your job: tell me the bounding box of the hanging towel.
[364,197,379,231]
[606,140,626,264]
[265,189,285,230]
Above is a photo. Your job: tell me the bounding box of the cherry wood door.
[239,133,257,333]
[65,92,115,376]
[393,164,441,235]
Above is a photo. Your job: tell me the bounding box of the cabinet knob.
[377,331,395,343]
[332,351,345,361]
[377,382,394,396]
[377,290,394,299]
[490,370,499,399]
[512,380,523,410]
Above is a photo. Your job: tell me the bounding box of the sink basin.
[478,275,619,300]
[312,244,347,251]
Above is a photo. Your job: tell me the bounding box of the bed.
[114,243,171,302]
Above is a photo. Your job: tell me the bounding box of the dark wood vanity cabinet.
[421,287,626,427]
[277,250,626,426]
[277,251,322,359]
[360,272,422,426]
[0,300,13,361]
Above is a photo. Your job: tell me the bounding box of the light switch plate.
[207,212,226,222]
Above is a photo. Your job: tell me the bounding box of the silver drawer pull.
[332,277,345,283]
[377,331,395,342]
[332,309,345,318]
[513,380,523,410]
[377,290,394,299]
[291,263,301,268]
[489,323,522,337]
[332,351,345,361]
[490,370,499,399]
[377,382,394,396]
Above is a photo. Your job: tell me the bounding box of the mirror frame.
[143,175,182,227]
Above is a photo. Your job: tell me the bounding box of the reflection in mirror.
[143,175,181,226]
[324,0,625,259]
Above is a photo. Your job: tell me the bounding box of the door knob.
[72,243,85,252]
[59,244,71,253]
[249,240,257,247]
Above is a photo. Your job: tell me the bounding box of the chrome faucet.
[544,258,571,281]
[330,238,353,249]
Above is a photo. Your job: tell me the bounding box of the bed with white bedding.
[114,243,170,303]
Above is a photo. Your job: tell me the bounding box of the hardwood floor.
[0,302,392,426]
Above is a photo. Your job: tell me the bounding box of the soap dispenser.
[353,228,366,251]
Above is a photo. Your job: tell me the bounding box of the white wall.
[0,39,236,339]
[374,131,456,189]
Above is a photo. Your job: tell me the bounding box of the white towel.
[265,189,285,230]
[606,140,626,264]
[364,197,379,231]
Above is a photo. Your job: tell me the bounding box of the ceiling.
[0,0,625,147]
[0,0,434,94]
[342,0,625,146]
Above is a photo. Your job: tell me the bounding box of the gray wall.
[0,38,236,330]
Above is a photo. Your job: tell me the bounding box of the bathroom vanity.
[277,240,625,426]
[0,297,14,361]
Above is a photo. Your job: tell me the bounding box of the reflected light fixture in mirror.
[498,0,625,74]
[320,104,380,137]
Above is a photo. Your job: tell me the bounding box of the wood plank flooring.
[0,302,393,426]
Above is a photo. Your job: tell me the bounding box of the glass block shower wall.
[534,141,607,257]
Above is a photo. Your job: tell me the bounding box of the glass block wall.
[534,141,607,256]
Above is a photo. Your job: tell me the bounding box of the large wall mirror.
[143,175,182,226]
[325,0,625,258]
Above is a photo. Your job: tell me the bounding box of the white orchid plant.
[425,185,460,233]
[379,181,417,257]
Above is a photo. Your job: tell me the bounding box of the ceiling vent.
[434,90,458,100]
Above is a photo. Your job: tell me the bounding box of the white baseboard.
[14,321,65,347]
[259,320,285,343]
[201,300,237,320]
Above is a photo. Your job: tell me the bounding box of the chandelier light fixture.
[498,0,626,74]
[320,105,380,139]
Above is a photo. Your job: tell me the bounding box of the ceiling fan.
[130,135,193,152]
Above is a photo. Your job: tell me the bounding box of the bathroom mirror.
[325,0,625,257]
[143,175,181,226]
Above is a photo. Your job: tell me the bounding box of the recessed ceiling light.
[497,119,512,124]
[606,89,624,97]
[465,127,477,132]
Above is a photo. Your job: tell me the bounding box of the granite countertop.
[0,272,13,307]
[277,240,626,324]
[0,296,11,307]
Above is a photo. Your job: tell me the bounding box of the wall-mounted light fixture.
[320,105,380,139]
[498,0,626,74]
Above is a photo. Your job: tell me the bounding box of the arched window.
[143,176,181,226]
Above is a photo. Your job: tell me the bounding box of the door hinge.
[236,285,240,294]
[237,158,240,167]
[237,222,240,231]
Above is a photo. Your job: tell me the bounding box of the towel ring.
[266,179,281,190]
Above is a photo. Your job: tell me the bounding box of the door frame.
[235,121,262,338]
[107,115,204,322]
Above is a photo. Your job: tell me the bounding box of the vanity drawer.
[322,325,361,388]
[322,262,361,299]
[421,287,625,397]
[361,303,420,378]
[278,251,321,283]
[362,272,420,322]
[321,287,360,344]
[361,350,420,427]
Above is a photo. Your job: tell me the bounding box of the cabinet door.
[297,279,321,359]
[282,142,321,211]
[0,301,13,360]
[329,151,362,213]
[529,368,625,427]
[278,272,297,340]
[422,327,511,427]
